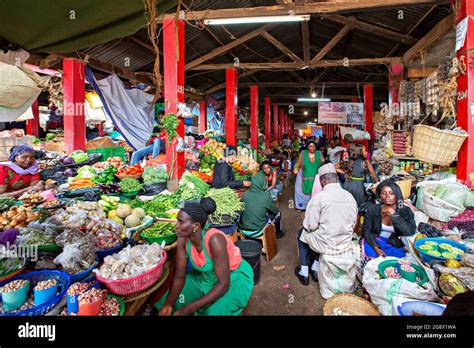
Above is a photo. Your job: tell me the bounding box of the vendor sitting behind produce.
[130,111,166,165]
[211,146,251,189]
[0,145,44,198]
[238,172,284,239]
[156,197,254,316]
[361,180,416,264]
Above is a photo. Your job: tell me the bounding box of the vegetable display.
[93,166,117,185]
[142,166,168,185]
[86,219,123,250]
[98,183,121,195]
[200,139,226,160]
[67,177,96,191]
[0,257,23,275]
[142,222,175,237]
[118,178,143,193]
[116,163,144,177]
[93,157,124,170]
[143,194,180,218]
[0,206,38,231]
[205,188,244,225]
[177,172,210,201]
[70,150,89,164]
[98,195,121,214]
[159,114,180,144]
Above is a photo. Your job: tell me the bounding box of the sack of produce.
[363,257,438,315]
[54,228,97,274]
[318,251,357,299]
[418,186,465,222]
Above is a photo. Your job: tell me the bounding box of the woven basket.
[95,251,167,296]
[412,125,468,166]
[323,294,381,316]
[396,179,412,200]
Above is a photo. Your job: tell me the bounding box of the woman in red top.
[0,145,43,198]
[157,197,253,316]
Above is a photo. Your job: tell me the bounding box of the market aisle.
[245,182,325,315]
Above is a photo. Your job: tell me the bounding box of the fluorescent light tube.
[204,15,310,25]
[297,98,331,102]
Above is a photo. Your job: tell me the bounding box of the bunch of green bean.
[205,188,244,225]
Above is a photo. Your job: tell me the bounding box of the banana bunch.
[98,195,120,213]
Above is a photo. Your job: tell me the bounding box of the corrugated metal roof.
[75,1,453,102]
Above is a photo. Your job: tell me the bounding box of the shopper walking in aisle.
[295,164,358,291]
[156,198,254,316]
[293,141,324,211]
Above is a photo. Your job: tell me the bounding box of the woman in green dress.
[156,197,254,316]
[293,141,324,211]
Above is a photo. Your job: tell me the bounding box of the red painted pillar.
[26,98,39,137]
[199,100,207,133]
[250,86,259,149]
[364,84,373,151]
[225,68,238,147]
[279,108,284,143]
[455,0,474,184]
[273,104,278,142]
[63,58,86,154]
[264,97,271,148]
[163,17,185,179]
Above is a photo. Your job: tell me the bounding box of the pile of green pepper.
[93,166,117,185]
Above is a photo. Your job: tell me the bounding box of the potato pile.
[0,206,38,231]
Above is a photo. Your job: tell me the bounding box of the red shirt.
[0,165,40,192]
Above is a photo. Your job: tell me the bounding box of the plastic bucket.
[77,290,107,316]
[1,280,30,311]
[66,293,80,314]
[235,240,262,284]
[400,268,418,283]
[34,283,63,307]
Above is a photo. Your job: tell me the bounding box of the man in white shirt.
[295,163,358,286]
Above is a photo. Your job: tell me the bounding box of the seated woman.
[361,180,416,263]
[0,145,43,198]
[238,173,284,239]
[260,160,282,202]
[156,198,254,316]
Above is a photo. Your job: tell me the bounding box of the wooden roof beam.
[261,31,303,62]
[190,57,402,70]
[238,81,387,87]
[161,1,450,21]
[310,24,352,64]
[185,23,275,70]
[325,14,418,45]
[301,21,311,64]
[403,12,454,64]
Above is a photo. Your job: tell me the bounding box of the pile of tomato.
[116,163,144,176]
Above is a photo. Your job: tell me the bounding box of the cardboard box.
[85,137,117,150]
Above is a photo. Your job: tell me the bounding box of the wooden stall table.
[122,261,172,316]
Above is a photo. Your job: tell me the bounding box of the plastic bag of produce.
[464,192,474,207]
[362,257,438,315]
[142,183,167,196]
[418,186,465,222]
[439,183,469,209]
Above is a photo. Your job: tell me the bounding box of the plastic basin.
[397,301,446,316]
[414,238,467,264]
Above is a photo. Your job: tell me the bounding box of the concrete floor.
[245,182,325,315]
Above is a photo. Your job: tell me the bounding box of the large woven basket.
[396,179,412,200]
[412,125,468,166]
[323,294,381,316]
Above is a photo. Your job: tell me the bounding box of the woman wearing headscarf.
[293,141,324,210]
[238,173,283,239]
[0,145,43,198]
[156,197,254,316]
[361,180,416,263]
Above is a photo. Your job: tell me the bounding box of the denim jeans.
[130,139,162,165]
[297,228,319,266]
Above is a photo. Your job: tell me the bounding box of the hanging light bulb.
[304,111,308,115]
[311,91,317,98]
